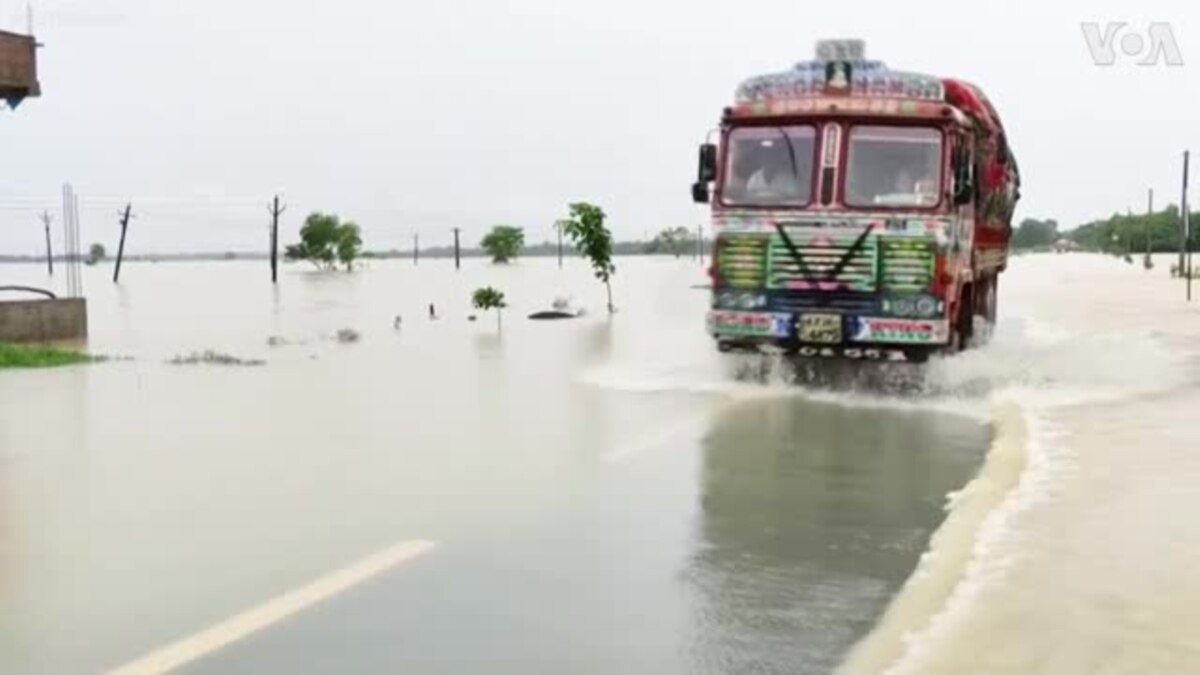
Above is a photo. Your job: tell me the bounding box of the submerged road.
[0,259,990,674]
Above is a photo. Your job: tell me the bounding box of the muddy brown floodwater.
[3,254,1194,674]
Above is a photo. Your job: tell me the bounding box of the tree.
[87,243,106,265]
[335,222,363,271]
[1068,205,1193,254]
[645,227,692,257]
[285,213,363,271]
[1012,218,1059,250]
[480,225,525,264]
[561,202,616,313]
[472,286,507,333]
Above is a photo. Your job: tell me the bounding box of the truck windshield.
[721,126,815,206]
[844,126,943,208]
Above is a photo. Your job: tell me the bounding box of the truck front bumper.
[707,310,950,361]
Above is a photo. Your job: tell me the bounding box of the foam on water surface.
[583,253,1200,674]
[843,255,1200,674]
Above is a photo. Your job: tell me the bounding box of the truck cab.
[694,41,1019,363]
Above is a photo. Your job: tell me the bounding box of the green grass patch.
[0,342,93,369]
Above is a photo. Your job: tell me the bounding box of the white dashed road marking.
[108,539,437,675]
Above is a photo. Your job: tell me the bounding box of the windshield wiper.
[777,127,799,180]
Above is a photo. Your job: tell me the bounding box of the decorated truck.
[693,40,1019,363]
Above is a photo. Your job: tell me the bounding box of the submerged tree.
[481,225,525,264]
[1011,218,1059,250]
[561,202,615,313]
[87,243,106,265]
[335,222,363,271]
[285,213,364,271]
[646,226,692,258]
[472,286,507,333]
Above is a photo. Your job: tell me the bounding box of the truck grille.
[716,237,769,289]
[769,292,878,314]
[879,239,935,292]
[767,236,879,292]
[716,231,937,294]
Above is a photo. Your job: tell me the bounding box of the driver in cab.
[729,140,803,202]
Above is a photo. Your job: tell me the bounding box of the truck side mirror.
[697,143,717,182]
[693,142,717,204]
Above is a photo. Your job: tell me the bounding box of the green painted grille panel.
[717,237,769,289]
[766,236,879,292]
[880,238,936,292]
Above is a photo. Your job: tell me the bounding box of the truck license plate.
[798,314,842,344]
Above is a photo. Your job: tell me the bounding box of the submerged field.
[0,254,1196,674]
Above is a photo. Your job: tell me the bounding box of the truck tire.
[953,284,975,351]
[985,276,998,323]
[975,275,998,324]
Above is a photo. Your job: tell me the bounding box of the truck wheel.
[953,284,975,351]
[985,277,998,323]
[975,276,998,323]
[971,276,998,346]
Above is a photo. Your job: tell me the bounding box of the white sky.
[0,0,1195,253]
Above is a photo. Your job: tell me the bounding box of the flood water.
[1,253,1197,674]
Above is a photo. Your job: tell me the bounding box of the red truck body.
[693,41,1020,362]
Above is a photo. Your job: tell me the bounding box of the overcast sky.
[0,0,1196,253]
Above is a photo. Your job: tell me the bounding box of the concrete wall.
[0,298,88,343]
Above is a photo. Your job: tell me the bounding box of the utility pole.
[113,203,133,283]
[1183,151,1192,300]
[1148,188,1154,257]
[556,220,564,269]
[268,195,285,283]
[697,223,705,265]
[1182,152,1190,279]
[452,227,461,270]
[40,211,53,276]
[413,233,419,266]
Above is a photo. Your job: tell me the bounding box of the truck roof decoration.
[734,40,945,105]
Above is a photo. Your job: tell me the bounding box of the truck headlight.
[716,292,766,310]
[915,296,939,317]
[891,298,916,317]
[738,294,766,310]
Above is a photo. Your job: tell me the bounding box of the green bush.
[0,342,92,369]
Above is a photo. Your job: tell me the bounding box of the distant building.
[0,30,39,107]
[1052,238,1081,253]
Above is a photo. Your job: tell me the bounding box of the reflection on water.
[578,318,615,364]
[685,397,990,674]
